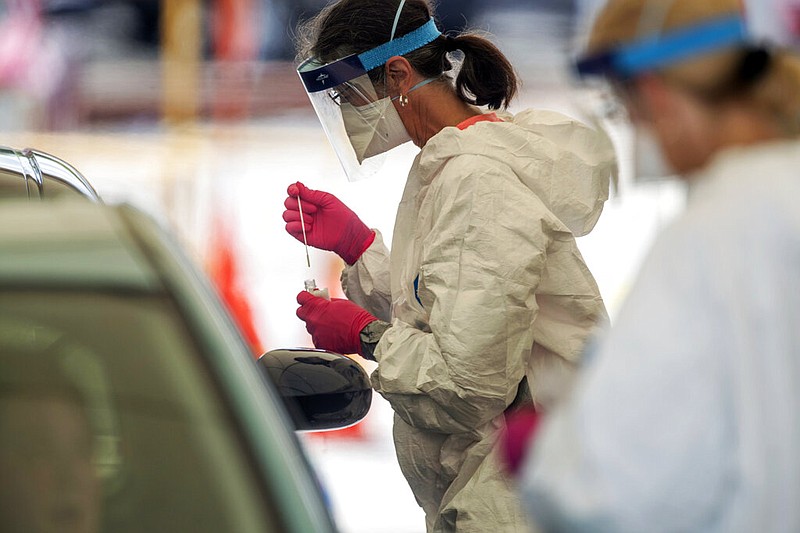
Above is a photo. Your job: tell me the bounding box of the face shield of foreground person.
[513,0,800,531]
[283,0,618,531]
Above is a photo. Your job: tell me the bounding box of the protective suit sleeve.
[518,224,733,532]
[371,155,553,434]
[341,229,392,322]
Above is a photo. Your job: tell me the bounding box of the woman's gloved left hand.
[500,407,541,476]
[296,291,377,355]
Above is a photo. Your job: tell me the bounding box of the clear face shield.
[572,11,752,182]
[297,18,442,181]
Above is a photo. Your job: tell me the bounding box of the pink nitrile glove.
[500,407,541,477]
[296,291,377,355]
[283,181,376,265]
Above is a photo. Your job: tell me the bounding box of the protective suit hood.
[418,109,617,237]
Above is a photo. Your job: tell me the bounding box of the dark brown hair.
[297,0,518,110]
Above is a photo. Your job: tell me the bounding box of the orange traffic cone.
[206,215,264,356]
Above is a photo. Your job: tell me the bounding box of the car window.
[41,174,87,199]
[0,290,282,533]
[0,168,28,199]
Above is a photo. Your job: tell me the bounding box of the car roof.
[0,199,159,290]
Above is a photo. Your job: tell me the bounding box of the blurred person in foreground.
[0,351,101,533]
[505,0,800,531]
[283,0,617,530]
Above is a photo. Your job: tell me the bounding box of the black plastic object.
[257,349,372,431]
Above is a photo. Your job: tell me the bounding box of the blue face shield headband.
[575,15,749,79]
[298,18,442,93]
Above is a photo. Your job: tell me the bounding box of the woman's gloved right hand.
[283,181,375,265]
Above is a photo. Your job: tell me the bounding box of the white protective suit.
[342,109,616,532]
[520,140,800,532]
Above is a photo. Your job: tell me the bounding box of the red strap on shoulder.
[456,112,503,130]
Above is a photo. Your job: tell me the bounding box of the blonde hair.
[588,0,800,135]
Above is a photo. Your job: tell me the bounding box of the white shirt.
[521,140,800,532]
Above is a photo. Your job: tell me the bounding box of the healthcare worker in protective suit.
[510,0,800,531]
[283,0,617,531]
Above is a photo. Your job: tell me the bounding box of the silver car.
[0,198,371,532]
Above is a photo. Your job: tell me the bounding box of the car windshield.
[0,290,278,532]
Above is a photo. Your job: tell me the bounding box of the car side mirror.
[257,348,372,432]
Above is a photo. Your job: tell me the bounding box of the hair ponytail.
[446,33,518,110]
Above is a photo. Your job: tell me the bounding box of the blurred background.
[0,1,685,531]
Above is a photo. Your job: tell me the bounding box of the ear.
[632,73,675,123]
[385,56,414,95]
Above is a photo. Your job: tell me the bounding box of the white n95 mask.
[341,97,412,163]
